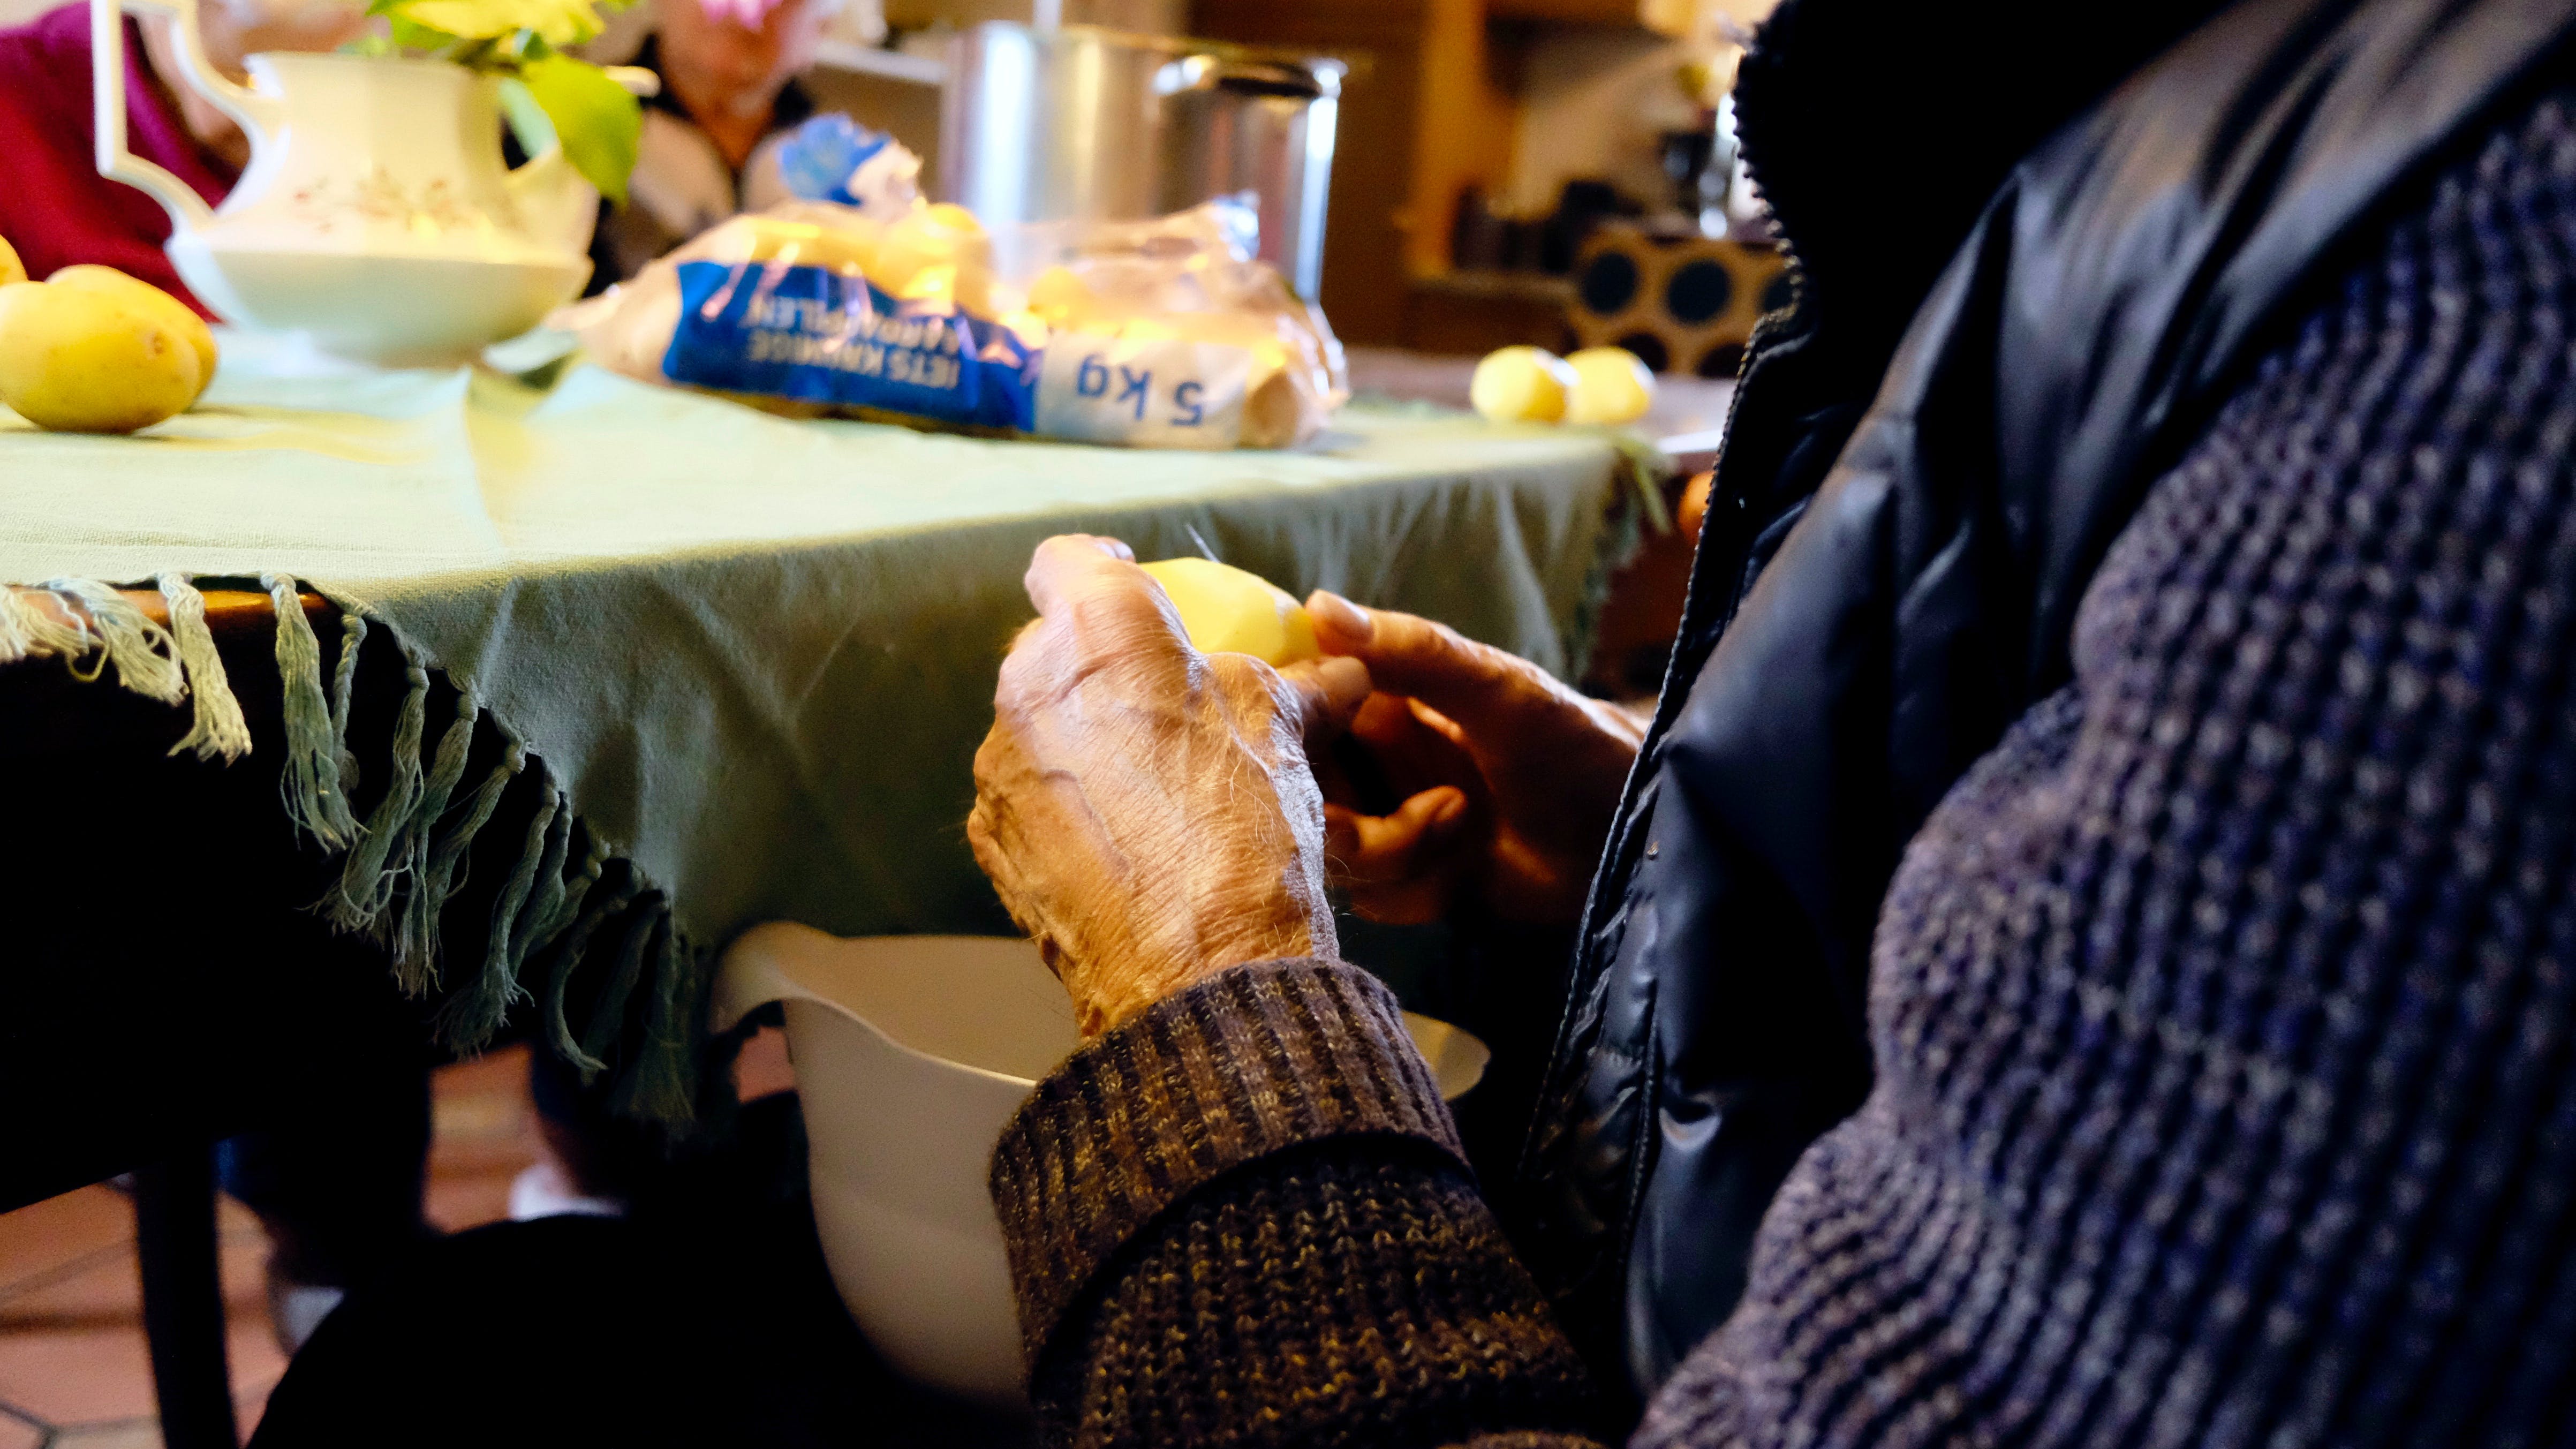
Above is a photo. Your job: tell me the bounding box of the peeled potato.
[1140,557,1321,666]
[48,265,216,402]
[1563,345,1656,426]
[0,280,201,433]
[0,235,23,288]
[1471,345,1573,423]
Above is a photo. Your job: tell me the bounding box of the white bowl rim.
[722,926,1488,1099]
[790,987,1056,1092]
[737,930,1070,1091]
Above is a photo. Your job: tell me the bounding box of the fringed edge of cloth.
[160,575,252,760]
[0,575,724,1135]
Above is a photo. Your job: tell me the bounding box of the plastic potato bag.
[1008,198,1347,449]
[553,121,1344,449]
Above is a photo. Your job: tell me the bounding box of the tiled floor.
[0,1047,547,1448]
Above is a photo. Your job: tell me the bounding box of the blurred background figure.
[586,0,837,286]
[0,0,367,314]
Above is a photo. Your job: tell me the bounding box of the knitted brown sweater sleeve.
[989,959,1606,1449]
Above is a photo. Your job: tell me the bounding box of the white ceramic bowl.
[173,244,590,368]
[712,924,1489,1407]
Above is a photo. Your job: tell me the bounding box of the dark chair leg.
[134,1149,240,1449]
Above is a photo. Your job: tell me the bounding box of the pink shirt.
[0,3,236,316]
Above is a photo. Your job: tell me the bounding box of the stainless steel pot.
[939,24,1343,299]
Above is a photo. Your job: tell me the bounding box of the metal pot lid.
[968,21,1348,97]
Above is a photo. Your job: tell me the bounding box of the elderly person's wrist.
[1078,885,1336,1033]
[992,957,1461,1364]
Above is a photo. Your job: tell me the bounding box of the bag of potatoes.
[1001,197,1347,450]
[554,139,1344,450]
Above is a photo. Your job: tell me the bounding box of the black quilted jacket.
[1509,0,2576,1402]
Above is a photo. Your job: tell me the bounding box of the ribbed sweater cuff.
[989,958,1467,1366]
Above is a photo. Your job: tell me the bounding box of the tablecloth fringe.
[437,777,560,1046]
[1,575,714,1133]
[160,575,254,759]
[0,580,98,670]
[263,573,364,851]
[387,689,482,987]
[322,653,430,939]
[51,580,187,704]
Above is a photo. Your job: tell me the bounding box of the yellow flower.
[395,0,605,47]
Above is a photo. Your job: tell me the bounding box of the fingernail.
[1308,590,1373,643]
[1431,790,1469,827]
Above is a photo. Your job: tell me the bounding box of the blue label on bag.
[663,260,1039,431]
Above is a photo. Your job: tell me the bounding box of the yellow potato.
[1240,365,1302,450]
[897,260,996,318]
[0,280,201,433]
[870,206,993,299]
[1563,345,1656,426]
[48,265,216,401]
[737,215,816,259]
[995,307,1053,350]
[1025,265,1092,320]
[1122,310,1280,354]
[0,235,23,288]
[1140,556,1321,666]
[922,202,985,238]
[1470,345,1573,424]
[741,217,881,276]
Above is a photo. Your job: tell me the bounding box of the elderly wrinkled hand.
[968,535,1369,1036]
[1303,592,1643,925]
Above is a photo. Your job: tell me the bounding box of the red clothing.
[0,3,236,316]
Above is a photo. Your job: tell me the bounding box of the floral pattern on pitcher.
[287,169,496,239]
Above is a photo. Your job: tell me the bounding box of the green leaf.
[384,14,460,52]
[388,0,603,47]
[494,73,558,160]
[518,55,640,205]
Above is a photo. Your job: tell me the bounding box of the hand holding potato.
[968,536,1368,1036]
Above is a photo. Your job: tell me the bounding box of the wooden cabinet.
[1487,0,1666,27]
[1192,0,1507,346]
[1192,0,1694,350]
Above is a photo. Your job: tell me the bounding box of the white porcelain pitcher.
[92,0,598,366]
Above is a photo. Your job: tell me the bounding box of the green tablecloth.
[0,332,1635,1121]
